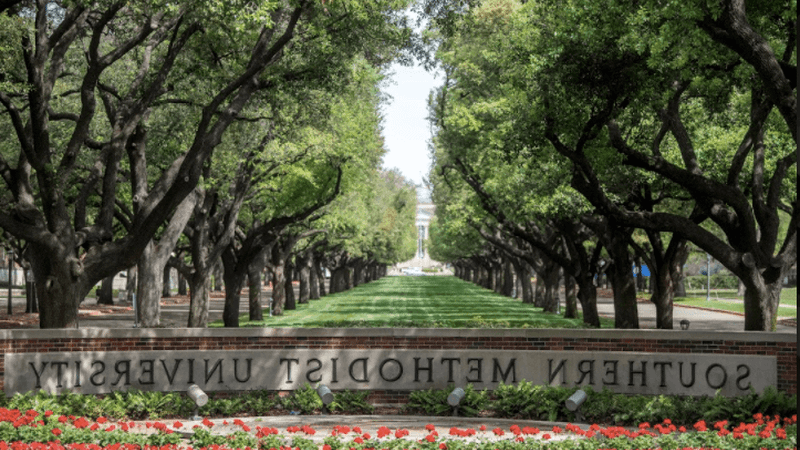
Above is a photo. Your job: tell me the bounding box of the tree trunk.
[352,260,365,287]
[97,275,114,305]
[137,242,164,327]
[211,262,223,292]
[651,270,674,329]
[162,264,172,297]
[125,267,136,304]
[309,255,321,300]
[502,260,514,297]
[25,268,38,313]
[246,249,269,321]
[316,260,327,297]
[285,261,296,311]
[187,270,210,327]
[576,276,600,327]
[330,267,347,293]
[517,263,533,304]
[534,275,546,307]
[344,266,353,290]
[178,273,187,295]
[741,264,785,331]
[28,242,86,328]
[541,263,560,313]
[270,263,286,315]
[222,272,245,327]
[297,253,311,304]
[564,274,578,319]
[247,265,263,322]
[493,264,503,293]
[608,236,639,329]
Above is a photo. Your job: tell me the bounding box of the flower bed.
[0,408,796,450]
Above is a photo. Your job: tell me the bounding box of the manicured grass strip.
[217,276,614,328]
[675,297,797,318]
[781,287,797,306]
[684,287,796,306]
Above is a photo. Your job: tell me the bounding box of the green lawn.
[676,287,797,318]
[684,287,796,306]
[215,276,614,328]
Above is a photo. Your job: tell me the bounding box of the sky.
[379,62,442,188]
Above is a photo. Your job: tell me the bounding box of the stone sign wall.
[0,328,795,401]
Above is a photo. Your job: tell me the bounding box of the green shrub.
[328,390,374,414]
[280,384,323,414]
[241,390,279,415]
[2,385,795,428]
[685,274,739,290]
[405,385,488,417]
[491,381,573,422]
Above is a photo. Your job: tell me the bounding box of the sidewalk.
[154,414,587,446]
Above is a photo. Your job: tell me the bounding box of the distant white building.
[394,201,442,270]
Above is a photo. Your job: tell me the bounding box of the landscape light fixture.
[680,319,690,330]
[447,387,466,416]
[316,384,334,414]
[565,389,587,422]
[187,384,208,420]
[316,384,334,405]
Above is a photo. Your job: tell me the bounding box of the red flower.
[425,424,436,432]
[52,429,62,436]
[542,433,551,440]
[172,422,183,429]
[202,418,214,428]
[693,420,708,432]
[377,426,391,438]
[73,418,90,429]
[424,434,435,442]
[492,428,504,436]
[96,417,108,424]
[439,443,447,449]
[353,437,363,444]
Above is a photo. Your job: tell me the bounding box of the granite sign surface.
[6,349,776,397]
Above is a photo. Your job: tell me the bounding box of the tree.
[427,0,796,331]
[525,0,797,330]
[0,0,414,328]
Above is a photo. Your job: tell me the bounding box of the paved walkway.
[147,414,592,446]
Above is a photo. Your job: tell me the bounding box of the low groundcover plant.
[0,408,796,450]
